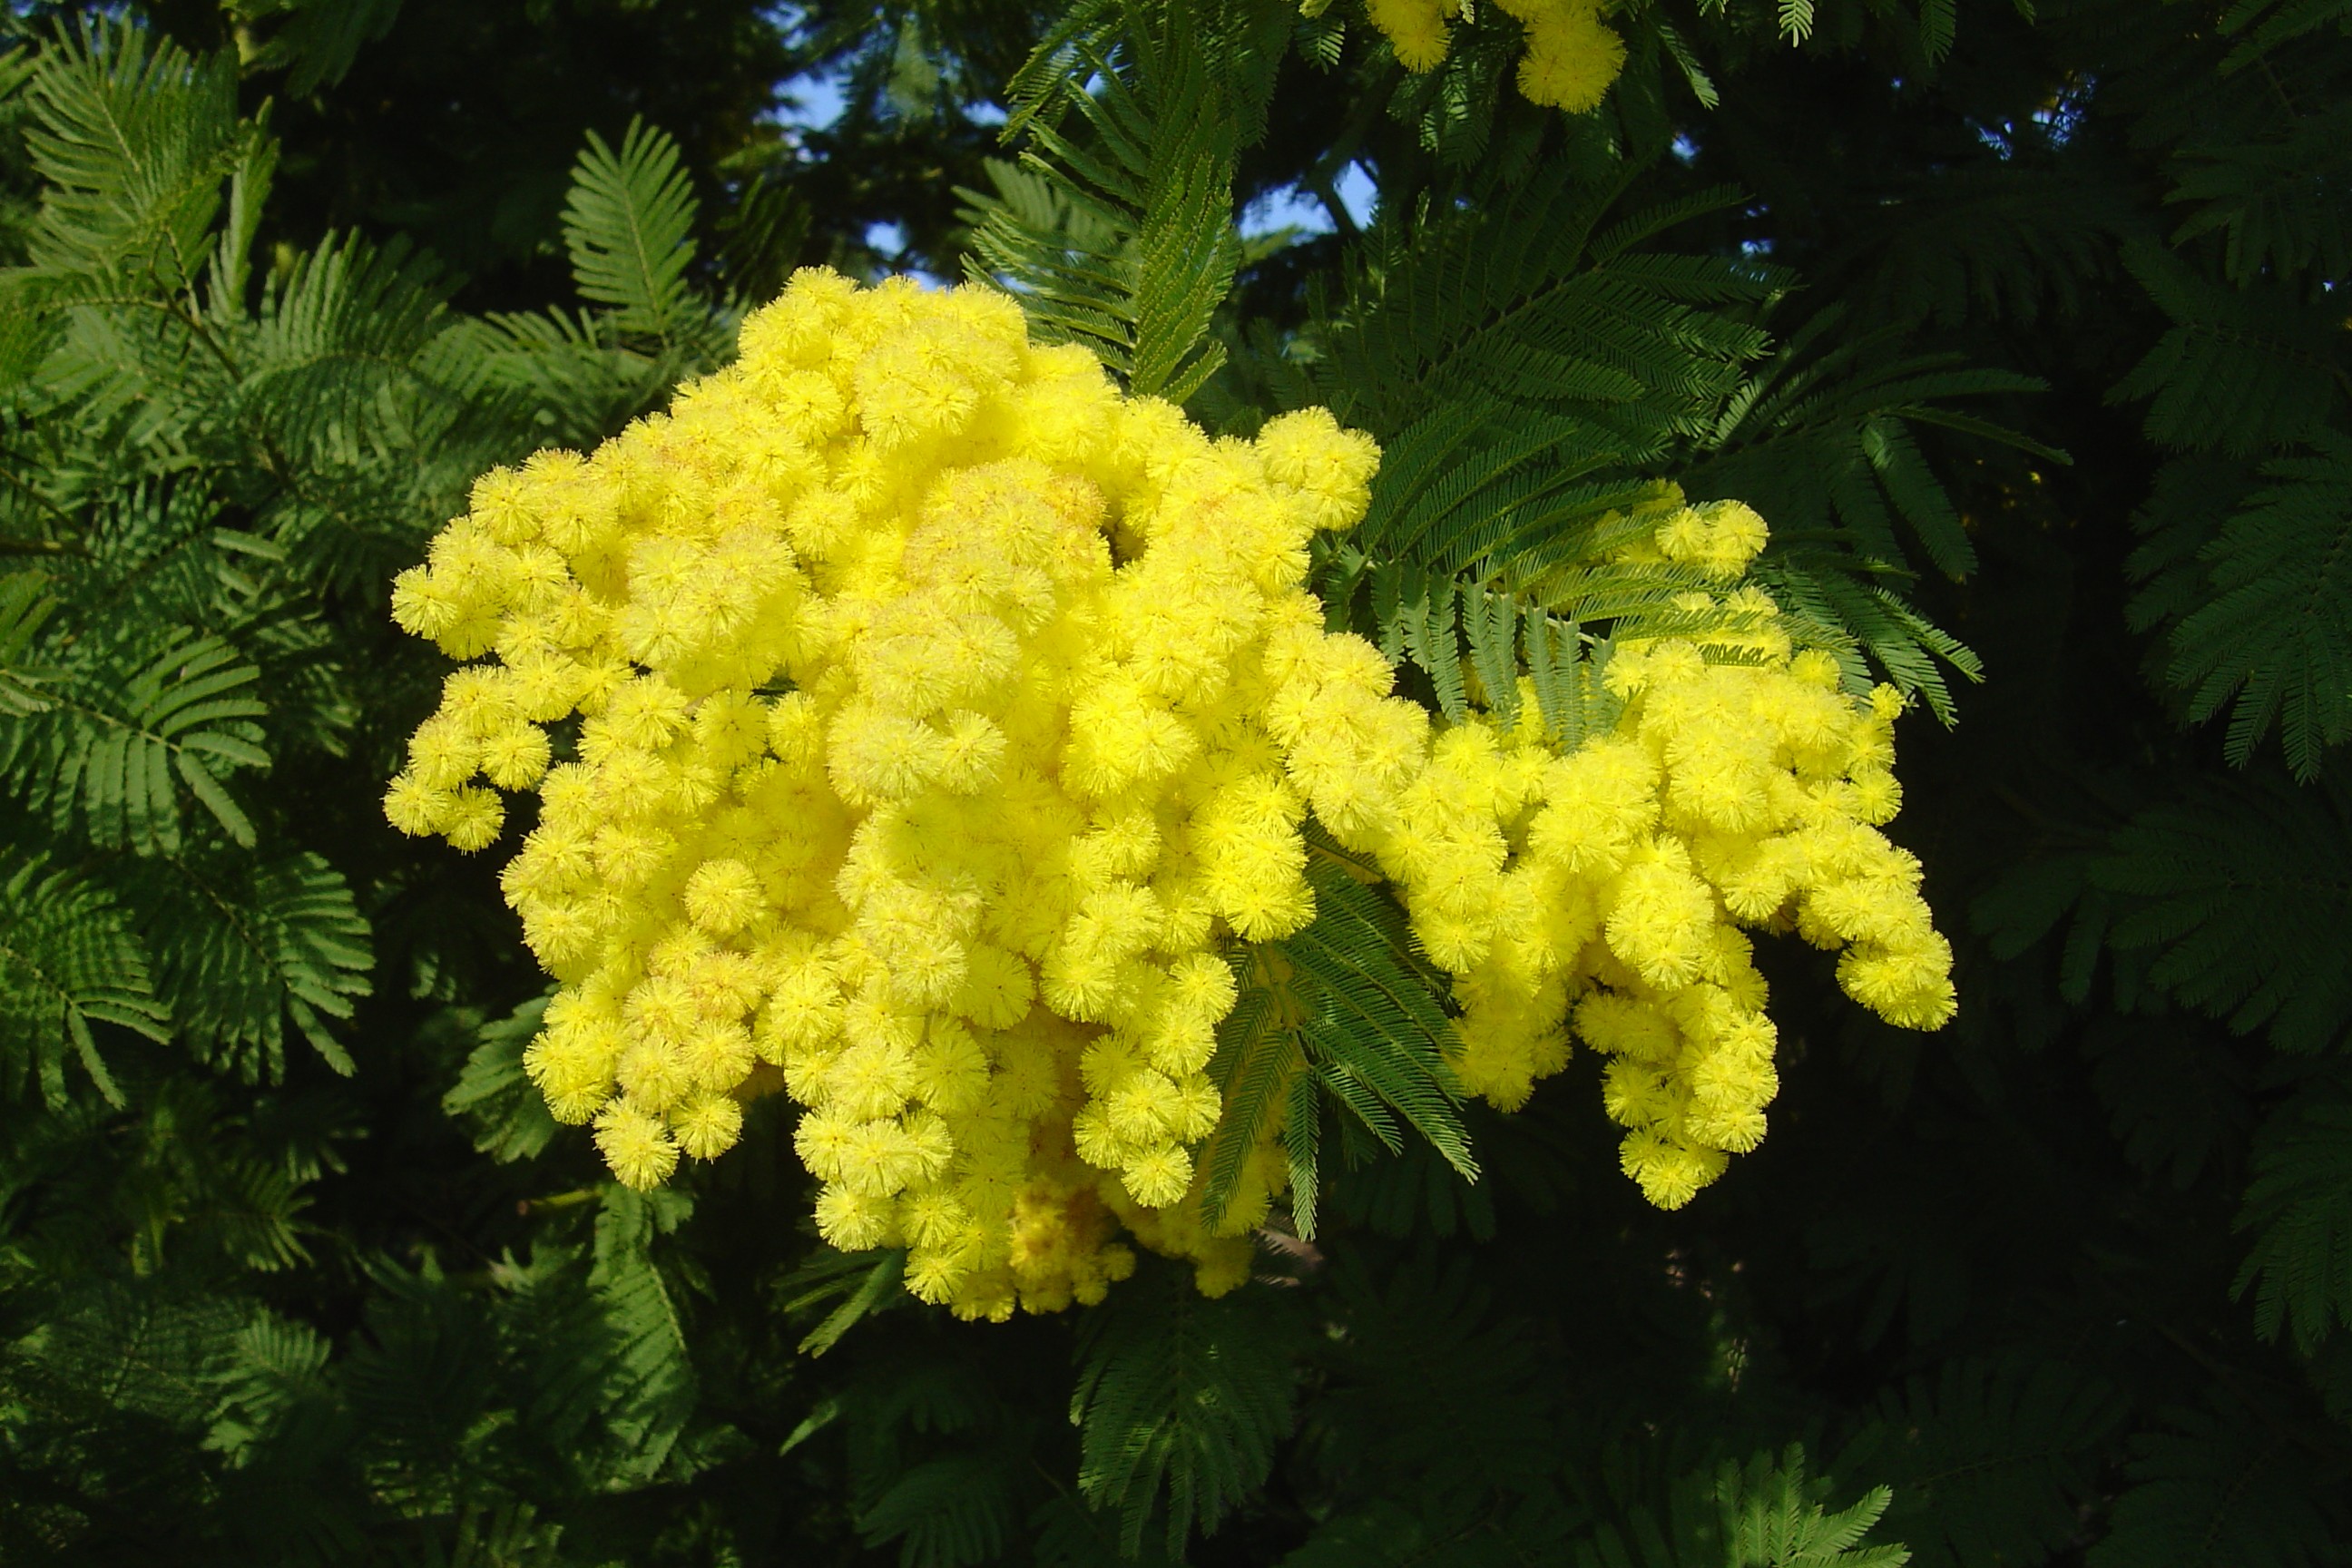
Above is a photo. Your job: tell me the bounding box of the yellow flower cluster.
[1175,486,1955,1210]
[386,270,1951,1315]
[1358,0,1628,113]
[388,269,1385,1316]
[1300,500,1956,1209]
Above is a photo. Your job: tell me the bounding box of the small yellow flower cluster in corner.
[1360,0,1628,113]
[1308,498,1955,1210]
[386,270,1952,1314]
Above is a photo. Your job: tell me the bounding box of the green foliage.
[0,15,756,1562]
[2236,1065,2352,1354]
[1572,1446,1910,1568]
[0,627,270,852]
[230,0,407,95]
[1836,1356,2125,1568]
[2087,1404,2346,1568]
[2098,779,2352,1054]
[128,847,373,1078]
[563,118,703,342]
[1200,858,1475,1238]
[1071,1264,1302,1554]
[963,0,1289,400]
[0,855,169,1104]
[443,994,558,1162]
[1279,160,2020,724]
[2110,242,2343,460]
[2151,434,2352,777]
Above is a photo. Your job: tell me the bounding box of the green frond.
[240,231,452,469]
[780,1247,906,1357]
[1300,170,2000,712]
[1282,862,1476,1181]
[1690,309,2055,583]
[1750,552,1981,724]
[1549,1439,1916,1568]
[53,482,252,639]
[1196,946,1301,1232]
[1706,1446,1910,1568]
[338,1259,509,1514]
[1199,860,1475,1239]
[0,571,57,716]
[2086,1404,2343,1568]
[2125,455,2250,642]
[237,0,404,95]
[1318,172,1777,441]
[1071,1264,1302,1555]
[858,1451,1021,1568]
[396,1504,570,1568]
[120,848,371,1081]
[205,1309,338,1466]
[187,1143,318,1273]
[2158,433,2352,779]
[2233,1066,2352,1353]
[21,1274,250,1427]
[2092,776,2352,1053]
[581,1188,697,1480]
[2215,0,2352,70]
[562,118,701,343]
[2108,241,2344,458]
[1969,837,2115,1007]
[0,626,268,852]
[15,17,242,284]
[1836,1357,2124,1568]
[443,994,557,1163]
[965,1,1288,400]
[426,308,666,446]
[2168,103,2352,286]
[1838,165,2123,330]
[0,852,170,1106]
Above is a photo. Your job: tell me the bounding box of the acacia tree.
[0,1,2347,1564]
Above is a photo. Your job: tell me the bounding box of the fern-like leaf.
[858,1451,1022,1568]
[1282,861,1477,1183]
[582,1186,697,1480]
[1071,1265,1301,1554]
[2086,1404,2343,1568]
[443,994,557,1163]
[2234,1066,2352,1353]
[2108,240,2345,458]
[965,2,1270,400]
[238,0,404,95]
[0,571,57,716]
[0,627,269,852]
[14,17,242,283]
[1836,1356,2123,1568]
[2092,776,2352,1053]
[122,848,371,1080]
[562,118,700,342]
[0,853,170,1105]
[2168,102,2352,286]
[1199,861,1475,1237]
[781,1247,907,1357]
[1710,1446,1910,1568]
[2159,432,2352,778]
[240,230,451,475]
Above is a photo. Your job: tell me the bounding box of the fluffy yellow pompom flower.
[1352,0,1629,115]
[1511,0,1629,113]
[390,270,1384,1316]
[1217,484,1953,1213]
[390,270,1952,1317]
